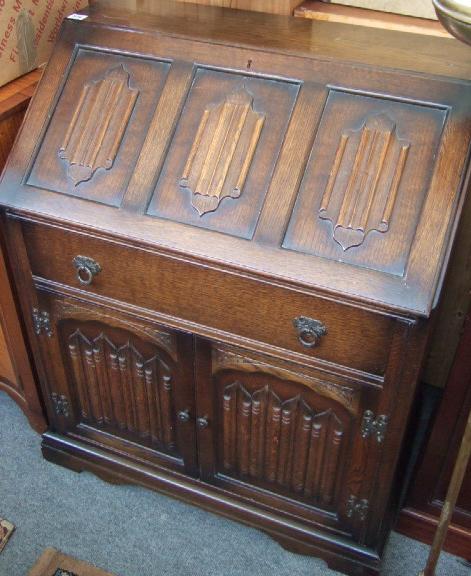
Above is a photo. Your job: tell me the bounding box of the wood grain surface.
[28,547,117,576]
[294,1,450,37]
[0,3,469,575]
[0,68,45,433]
[172,0,303,15]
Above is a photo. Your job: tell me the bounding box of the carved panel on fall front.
[67,329,176,451]
[59,65,138,187]
[283,91,447,276]
[319,114,410,251]
[220,381,345,507]
[180,87,265,216]
[28,48,170,206]
[147,67,299,239]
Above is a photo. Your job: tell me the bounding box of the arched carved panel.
[180,87,265,216]
[27,48,170,207]
[283,90,446,277]
[220,380,345,506]
[319,113,410,251]
[59,65,139,187]
[147,67,299,239]
[67,329,176,451]
[211,346,359,412]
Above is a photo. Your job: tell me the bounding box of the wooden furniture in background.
[396,0,471,562]
[294,1,451,36]
[0,69,46,433]
[396,309,471,560]
[172,0,303,15]
[419,405,471,575]
[0,70,42,172]
[0,2,470,575]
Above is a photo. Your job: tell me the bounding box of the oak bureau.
[0,2,470,574]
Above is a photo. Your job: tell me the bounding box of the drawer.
[22,220,395,376]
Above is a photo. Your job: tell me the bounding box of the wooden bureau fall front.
[0,2,470,575]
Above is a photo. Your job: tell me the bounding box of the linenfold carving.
[55,300,176,361]
[222,381,344,504]
[319,113,410,250]
[59,65,139,186]
[180,87,265,216]
[212,347,357,410]
[67,330,176,450]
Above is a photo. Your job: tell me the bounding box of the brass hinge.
[346,495,369,522]
[51,393,70,418]
[361,410,388,443]
[32,308,53,337]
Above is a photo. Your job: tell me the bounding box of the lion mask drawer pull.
[293,316,327,348]
[73,255,102,286]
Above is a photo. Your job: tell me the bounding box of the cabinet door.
[195,340,387,543]
[34,291,197,475]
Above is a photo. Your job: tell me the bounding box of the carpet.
[28,548,117,576]
[0,518,15,554]
[0,390,469,576]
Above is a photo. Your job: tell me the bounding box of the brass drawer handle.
[73,256,101,286]
[293,316,327,348]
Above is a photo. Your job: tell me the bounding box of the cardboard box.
[0,0,88,88]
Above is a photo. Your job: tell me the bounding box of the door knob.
[197,416,209,429]
[177,409,191,423]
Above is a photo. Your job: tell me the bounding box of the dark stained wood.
[20,218,396,377]
[28,52,170,207]
[90,0,471,80]
[420,406,471,574]
[422,173,471,389]
[283,94,446,277]
[0,232,46,433]
[194,339,396,545]
[147,71,298,238]
[40,428,383,575]
[0,3,469,575]
[0,323,16,385]
[0,69,45,433]
[0,4,469,315]
[396,310,471,560]
[33,290,198,476]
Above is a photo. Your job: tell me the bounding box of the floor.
[0,391,469,576]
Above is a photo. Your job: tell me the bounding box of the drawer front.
[22,221,394,376]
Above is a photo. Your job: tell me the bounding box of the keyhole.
[247,59,252,70]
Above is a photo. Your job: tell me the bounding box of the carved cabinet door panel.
[195,340,387,543]
[33,291,197,476]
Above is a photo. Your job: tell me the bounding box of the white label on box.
[67,14,88,21]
